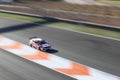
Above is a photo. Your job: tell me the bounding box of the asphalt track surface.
[0,18,120,80]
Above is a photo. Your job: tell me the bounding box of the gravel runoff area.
[0,1,119,27]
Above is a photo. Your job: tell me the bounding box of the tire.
[38,47,42,51]
[30,44,32,47]
[39,47,44,51]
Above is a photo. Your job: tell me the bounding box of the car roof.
[32,38,43,41]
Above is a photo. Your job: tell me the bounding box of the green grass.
[0,12,45,22]
[96,0,120,5]
[49,22,120,39]
[0,12,120,40]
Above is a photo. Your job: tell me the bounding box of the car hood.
[42,44,50,47]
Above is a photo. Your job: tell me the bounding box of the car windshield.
[36,40,46,44]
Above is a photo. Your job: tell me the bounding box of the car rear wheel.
[30,44,32,47]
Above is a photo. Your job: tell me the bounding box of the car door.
[32,41,38,49]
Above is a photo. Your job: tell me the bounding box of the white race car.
[29,37,51,51]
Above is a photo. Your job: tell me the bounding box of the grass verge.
[97,0,120,5]
[0,12,120,40]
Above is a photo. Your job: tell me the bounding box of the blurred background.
[0,0,119,26]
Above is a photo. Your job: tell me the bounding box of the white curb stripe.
[0,36,119,80]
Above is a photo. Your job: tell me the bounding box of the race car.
[29,37,51,51]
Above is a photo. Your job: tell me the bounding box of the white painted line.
[0,9,120,42]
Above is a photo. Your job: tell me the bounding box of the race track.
[0,49,75,80]
[0,17,120,80]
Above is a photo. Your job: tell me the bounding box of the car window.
[40,40,46,44]
[35,40,46,44]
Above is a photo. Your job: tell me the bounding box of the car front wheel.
[38,47,43,51]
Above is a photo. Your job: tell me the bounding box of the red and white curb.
[0,36,119,80]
